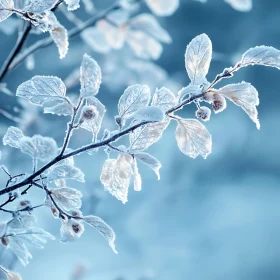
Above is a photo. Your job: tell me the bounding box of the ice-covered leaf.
[175,118,212,159]
[224,0,252,12]
[145,0,179,16]
[126,30,163,60]
[44,101,73,116]
[129,13,171,43]
[217,82,260,129]
[118,84,150,120]
[0,0,14,22]
[132,158,142,191]
[19,135,57,161]
[48,164,85,182]
[64,0,80,11]
[152,87,177,111]
[80,54,102,97]
[132,106,164,122]
[81,27,111,53]
[83,215,117,254]
[24,0,57,13]
[134,152,161,180]
[80,97,106,140]
[16,76,67,106]
[3,126,24,148]
[51,187,82,211]
[50,24,69,59]
[129,120,169,152]
[185,34,212,85]
[100,154,133,204]
[239,46,280,70]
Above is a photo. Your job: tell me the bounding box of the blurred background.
[1,0,280,279]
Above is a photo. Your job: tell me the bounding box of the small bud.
[195,106,211,122]
[1,237,8,246]
[80,105,98,123]
[71,210,83,218]
[212,94,227,114]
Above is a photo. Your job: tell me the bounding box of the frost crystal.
[0,0,14,22]
[48,164,85,182]
[64,0,80,11]
[3,126,24,148]
[24,0,57,13]
[50,24,69,59]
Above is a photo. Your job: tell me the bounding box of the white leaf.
[80,96,106,140]
[185,33,212,85]
[83,215,118,254]
[152,87,177,111]
[134,152,161,180]
[26,10,58,32]
[0,0,14,22]
[19,136,36,157]
[239,46,280,70]
[126,30,163,60]
[64,0,80,11]
[50,24,69,59]
[3,126,24,148]
[224,0,252,12]
[0,266,22,280]
[48,164,85,182]
[129,13,171,43]
[80,54,102,97]
[51,187,82,211]
[133,158,142,191]
[217,82,260,129]
[30,135,57,160]
[175,118,212,159]
[96,20,125,50]
[145,0,179,16]
[44,102,73,116]
[24,0,57,13]
[16,76,67,106]
[81,27,111,53]
[100,154,133,204]
[133,106,165,122]
[118,84,150,120]
[129,120,169,152]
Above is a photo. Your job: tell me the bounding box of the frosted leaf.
[26,10,58,32]
[0,266,22,280]
[50,24,69,59]
[145,0,179,16]
[24,0,57,13]
[118,84,150,120]
[44,101,73,116]
[132,106,165,122]
[129,13,171,43]
[51,187,82,211]
[80,96,106,140]
[217,82,260,129]
[30,135,57,160]
[96,20,125,50]
[48,164,85,182]
[129,120,169,152]
[178,84,202,100]
[81,27,111,53]
[83,215,118,254]
[60,219,84,242]
[19,135,57,161]
[175,118,212,159]
[0,0,14,22]
[126,30,163,60]
[64,0,80,11]
[16,76,67,106]
[133,158,142,191]
[239,46,280,70]
[100,154,133,204]
[152,87,177,111]
[3,126,24,148]
[80,54,102,97]
[134,152,161,180]
[185,34,212,85]
[224,0,252,12]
